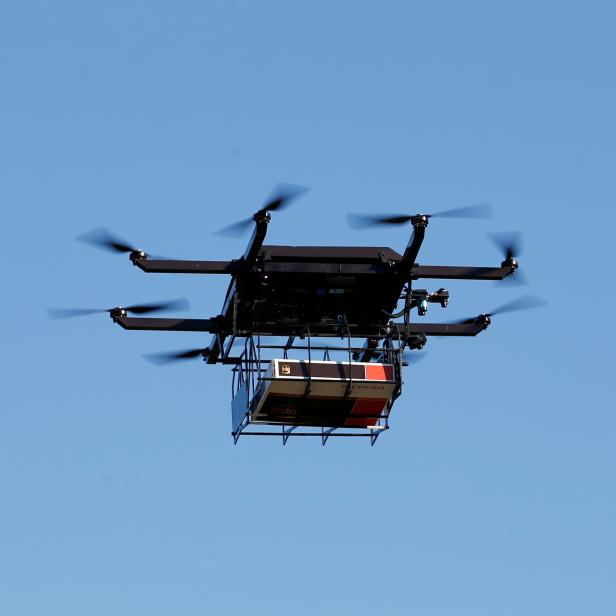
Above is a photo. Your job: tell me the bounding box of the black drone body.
[58,188,541,445]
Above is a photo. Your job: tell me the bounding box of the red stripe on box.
[365,364,394,381]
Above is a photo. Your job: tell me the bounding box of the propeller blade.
[76,227,137,254]
[262,183,309,212]
[215,218,254,237]
[347,203,492,229]
[47,307,107,319]
[428,203,493,219]
[452,294,547,324]
[347,213,413,228]
[215,184,308,237]
[488,231,527,285]
[75,227,168,259]
[144,348,208,365]
[489,231,523,261]
[488,294,547,317]
[47,298,190,320]
[123,298,190,315]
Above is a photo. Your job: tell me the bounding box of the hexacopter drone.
[51,185,543,445]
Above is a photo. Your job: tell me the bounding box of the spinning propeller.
[75,227,155,258]
[47,298,190,320]
[144,347,209,365]
[347,203,493,228]
[489,231,522,262]
[489,231,528,285]
[216,183,309,237]
[454,294,546,325]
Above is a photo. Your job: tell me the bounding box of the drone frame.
[83,207,524,445]
[110,212,516,367]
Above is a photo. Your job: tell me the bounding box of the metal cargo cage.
[230,330,405,445]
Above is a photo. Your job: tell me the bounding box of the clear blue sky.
[1,1,615,614]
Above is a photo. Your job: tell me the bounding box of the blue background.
[1,1,614,614]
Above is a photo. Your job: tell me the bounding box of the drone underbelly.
[235,271,401,328]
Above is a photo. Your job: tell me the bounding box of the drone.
[50,185,544,445]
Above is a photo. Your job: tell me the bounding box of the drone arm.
[411,264,516,281]
[111,316,486,336]
[132,259,236,274]
[400,216,428,267]
[244,214,270,264]
[113,316,222,332]
[132,260,390,276]
[395,320,489,336]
